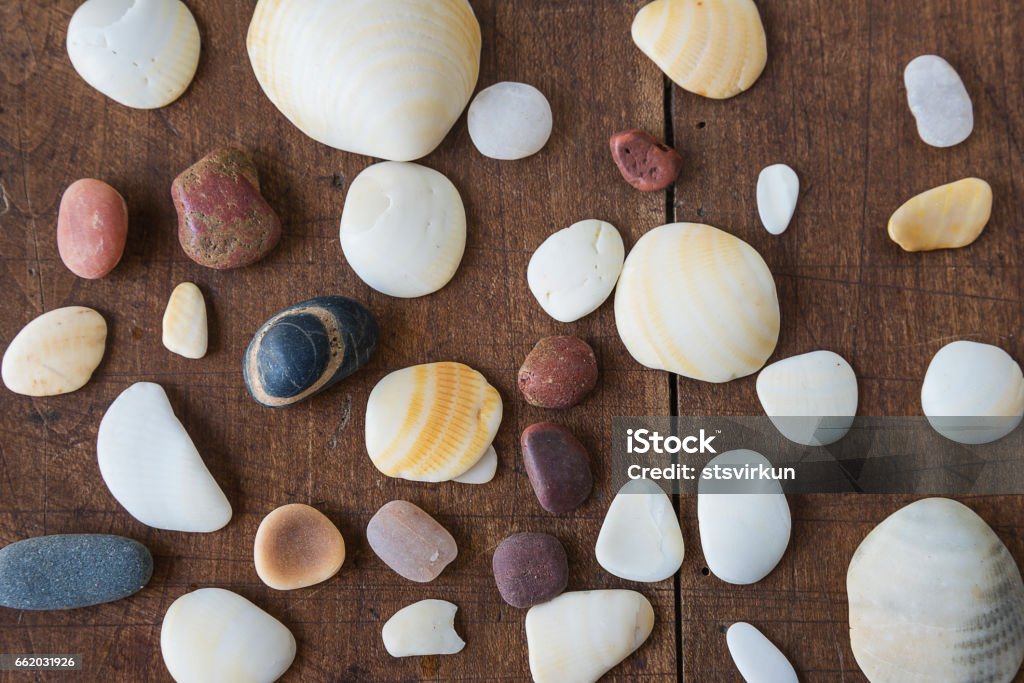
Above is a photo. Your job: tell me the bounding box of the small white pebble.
[468,82,552,160]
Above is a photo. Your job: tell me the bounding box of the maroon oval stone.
[609,129,683,192]
[172,148,282,269]
[521,422,593,514]
[518,336,598,409]
[492,532,568,609]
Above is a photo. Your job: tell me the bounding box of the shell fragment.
[452,445,497,485]
[382,599,465,658]
[756,164,799,235]
[888,177,992,252]
[162,283,208,359]
[2,306,107,397]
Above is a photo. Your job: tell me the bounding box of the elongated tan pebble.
[888,178,992,252]
[2,306,107,396]
[162,283,208,359]
[254,504,345,590]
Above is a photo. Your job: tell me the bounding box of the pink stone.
[57,179,128,279]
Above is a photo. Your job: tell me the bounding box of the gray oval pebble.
[0,534,152,610]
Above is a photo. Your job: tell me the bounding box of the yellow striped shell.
[888,178,992,251]
[614,223,780,383]
[631,0,767,99]
[246,0,481,161]
[162,282,208,359]
[366,362,502,482]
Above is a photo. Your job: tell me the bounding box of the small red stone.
[56,178,128,279]
[518,336,598,409]
[609,129,683,192]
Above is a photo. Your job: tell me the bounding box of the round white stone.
[726,622,798,683]
[468,82,553,160]
[596,479,684,582]
[528,219,625,322]
[340,161,466,298]
[904,55,974,148]
[756,164,799,235]
[382,599,465,658]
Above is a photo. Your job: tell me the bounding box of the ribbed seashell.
[631,0,767,99]
[2,306,106,397]
[66,0,201,109]
[848,498,1024,683]
[162,282,207,359]
[888,178,992,252]
[366,362,502,482]
[97,382,232,532]
[921,340,1024,444]
[614,222,780,383]
[526,590,655,683]
[756,350,859,446]
[246,0,481,161]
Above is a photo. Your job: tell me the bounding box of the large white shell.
[848,498,1024,683]
[756,350,858,446]
[526,590,655,683]
[66,0,201,109]
[246,0,481,161]
[97,382,231,532]
[161,587,296,683]
[382,599,465,658]
[726,622,798,683]
[596,479,684,582]
[921,340,1024,444]
[904,55,974,148]
[614,222,780,383]
[340,162,466,298]
[162,282,208,359]
[698,449,791,585]
[2,306,107,396]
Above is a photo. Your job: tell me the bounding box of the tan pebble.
[366,500,457,583]
[162,282,208,359]
[888,178,992,251]
[2,307,106,396]
[254,504,345,590]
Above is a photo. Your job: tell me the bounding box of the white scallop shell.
[246,0,481,161]
[162,282,207,359]
[526,590,655,683]
[756,350,858,446]
[97,382,231,532]
[596,479,684,582]
[382,599,465,658]
[848,498,1024,683]
[2,306,107,396]
[921,340,1024,444]
[614,222,780,383]
[161,587,296,682]
[340,162,466,298]
[66,0,201,109]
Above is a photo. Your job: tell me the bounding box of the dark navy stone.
[243,296,378,408]
[0,534,153,610]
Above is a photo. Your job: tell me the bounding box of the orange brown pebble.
[57,178,128,279]
[254,504,346,590]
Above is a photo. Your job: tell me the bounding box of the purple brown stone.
[609,129,683,192]
[172,148,281,269]
[492,532,568,608]
[521,422,593,514]
[518,336,598,409]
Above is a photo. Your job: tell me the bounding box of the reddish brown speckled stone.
[609,129,683,192]
[172,148,281,269]
[518,336,598,409]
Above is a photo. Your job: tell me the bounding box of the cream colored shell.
[162,282,207,359]
[888,177,992,251]
[614,222,780,383]
[632,0,767,99]
[366,362,502,482]
[66,0,201,109]
[2,306,107,396]
[246,0,481,161]
[848,498,1024,683]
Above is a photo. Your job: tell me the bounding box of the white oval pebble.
[97,382,231,532]
[382,599,465,658]
[698,449,791,585]
[727,622,798,683]
[2,306,107,397]
[452,444,497,485]
[904,55,974,148]
[161,587,296,683]
[527,219,625,323]
[66,0,201,110]
[756,350,858,446]
[921,340,1024,444]
[756,164,799,235]
[468,82,553,160]
[340,161,466,298]
[162,282,207,359]
[596,479,684,582]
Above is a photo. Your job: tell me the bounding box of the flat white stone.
[1,306,106,396]
[528,219,625,322]
[382,599,465,658]
[698,449,791,585]
[468,82,552,160]
[921,340,1024,444]
[340,161,466,298]
[161,587,296,683]
[97,382,232,532]
[727,622,798,683]
[756,350,858,446]
[904,55,974,148]
[452,445,497,484]
[162,282,207,359]
[756,164,799,235]
[596,479,684,582]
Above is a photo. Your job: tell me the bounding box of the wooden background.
[0,0,1021,681]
